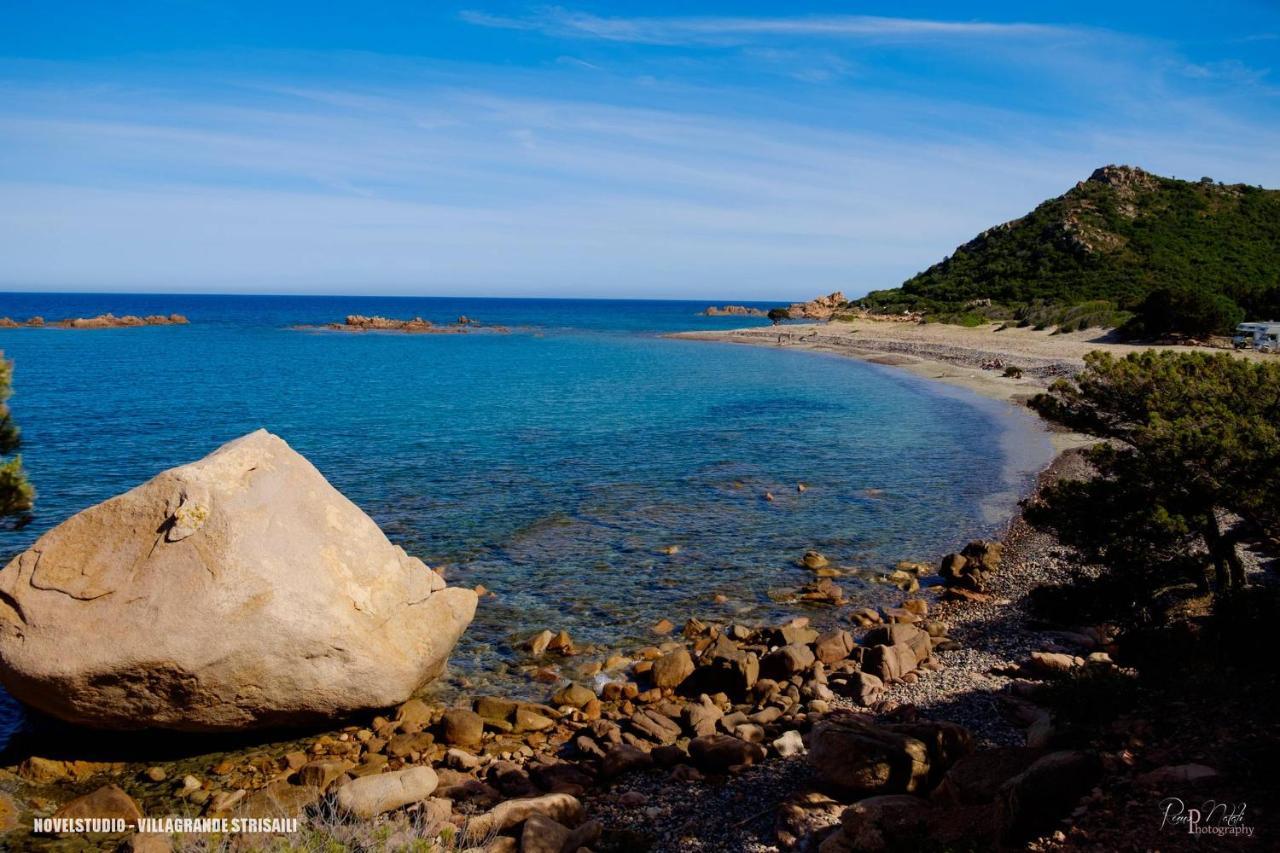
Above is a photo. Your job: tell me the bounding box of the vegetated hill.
[858,166,1280,333]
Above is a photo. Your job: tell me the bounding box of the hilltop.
[857,166,1280,333]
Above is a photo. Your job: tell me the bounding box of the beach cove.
[3,299,1266,851]
[0,294,1054,747]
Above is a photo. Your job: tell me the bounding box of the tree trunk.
[1203,514,1246,591]
[1223,530,1248,589]
[1202,516,1230,592]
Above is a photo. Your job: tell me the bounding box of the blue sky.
[2,2,1278,300]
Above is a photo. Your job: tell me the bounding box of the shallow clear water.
[0,293,1051,746]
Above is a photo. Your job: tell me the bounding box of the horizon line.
[0,289,808,305]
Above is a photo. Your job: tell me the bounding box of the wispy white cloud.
[2,64,1277,299]
[1,3,1277,299]
[459,8,1077,46]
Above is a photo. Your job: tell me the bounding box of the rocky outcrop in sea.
[702,305,767,317]
[0,314,188,328]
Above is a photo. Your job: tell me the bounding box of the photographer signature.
[1160,797,1254,838]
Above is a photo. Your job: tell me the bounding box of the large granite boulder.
[0,430,477,731]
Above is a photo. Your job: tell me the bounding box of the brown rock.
[0,431,476,731]
[475,695,519,721]
[441,708,485,747]
[863,643,918,681]
[831,670,884,706]
[465,793,584,839]
[521,813,571,853]
[814,630,855,665]
[50,784,142,830]
[121,834,174,853]
[932,747,1042,805]
[0,791,21,833]
[514,706,555,733]
[995,751,1101,844]
[551,682,596,709]
[761,644,816,679]
[387,731,435,758]
[394,698,433,730]
[688,734,766,773]
[334,766,439,819]
[297,759,354,791]
[18,757,125,784]
[630,709,681,745]
[600,744,653,779]
[651,648,695,689]
[809,716,930,795]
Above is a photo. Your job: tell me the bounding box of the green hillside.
[858,166,1280,334]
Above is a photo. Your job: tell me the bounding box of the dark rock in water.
[702,305,767,317]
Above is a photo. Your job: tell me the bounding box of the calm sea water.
[0,293,1051,746]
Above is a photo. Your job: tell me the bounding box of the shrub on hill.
[858,166,1280,334]
[1026,350,1280,596]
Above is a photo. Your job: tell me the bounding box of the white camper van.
[1234,322,1280,353]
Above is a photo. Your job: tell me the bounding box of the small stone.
[297,759,353,791]
[773,730,806,757]
[526,629,555,656]
[143,766,167,783]
[446,748,480,771]
[441,708,485,748]
[552,682,596,709]
[515,707,555,733]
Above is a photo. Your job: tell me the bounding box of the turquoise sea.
[0,293,1052,746]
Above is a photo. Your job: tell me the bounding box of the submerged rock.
[0,430,477,731]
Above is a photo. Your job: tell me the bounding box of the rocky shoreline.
[0,437,1131,852]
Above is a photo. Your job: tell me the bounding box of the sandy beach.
[674,319,1271,455]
